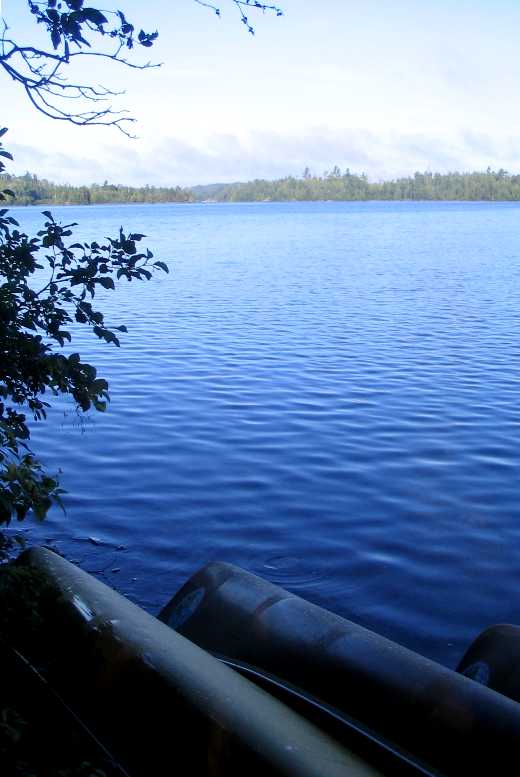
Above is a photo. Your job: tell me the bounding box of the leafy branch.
[0,1,284,136]
[0,2,160,136]
[0,128,167,524]
[193,0,283,34]
[0,0,285,532]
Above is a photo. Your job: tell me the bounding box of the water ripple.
[11,200,520,667]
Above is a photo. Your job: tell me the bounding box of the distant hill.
[190,182,239,200]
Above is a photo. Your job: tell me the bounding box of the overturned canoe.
[159,561,520,776]
[17,548,381,777]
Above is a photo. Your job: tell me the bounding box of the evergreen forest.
[0,172,193,205]
[208,167,520,202]
[5,167,520,205]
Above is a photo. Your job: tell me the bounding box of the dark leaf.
[97,277,115,290]
[51,27,61,49]
[82,8,108,25]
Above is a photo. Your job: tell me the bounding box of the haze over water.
[13,199,520,667]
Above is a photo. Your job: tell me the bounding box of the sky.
[2,0,520,186]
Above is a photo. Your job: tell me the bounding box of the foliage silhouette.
[0,126,168,525]
[0,1,284,532]
[0,1,282,133]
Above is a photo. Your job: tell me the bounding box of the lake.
[10,200,520,668]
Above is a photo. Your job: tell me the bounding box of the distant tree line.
[208,167,520,202]
[0,172,194,205]
[6,167,520,206]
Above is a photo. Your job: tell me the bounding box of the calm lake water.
[10,200,520,667]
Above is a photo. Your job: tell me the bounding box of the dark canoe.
[159,561,520,776]
[17,547,382,777]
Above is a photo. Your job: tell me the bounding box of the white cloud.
[8,127,520,188]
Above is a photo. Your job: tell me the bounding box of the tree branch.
[0,1,284,133]
[0,2,159,134]
[193,0,283,34]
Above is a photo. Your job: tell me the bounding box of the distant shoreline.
[4,168,520,205]
[9,198,520,208]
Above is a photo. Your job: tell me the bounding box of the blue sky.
[3,0,520,185]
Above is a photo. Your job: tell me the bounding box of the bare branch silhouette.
[0,3,159,135]
[0,1,284,134]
